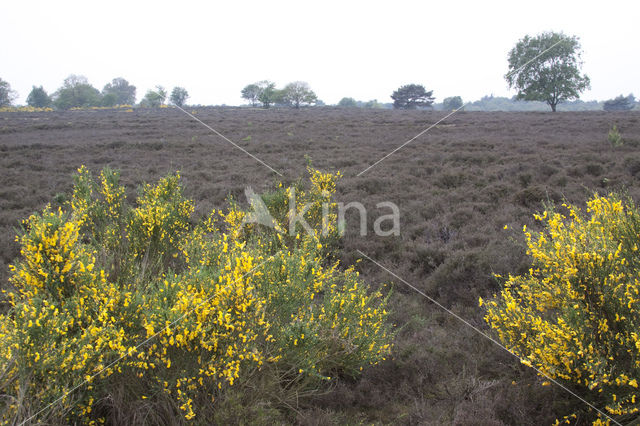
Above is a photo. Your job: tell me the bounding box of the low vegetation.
[609,124,624,147]
[1,107,639,423]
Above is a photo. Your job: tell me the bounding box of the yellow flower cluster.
[129,171,194,260]
[0,106,54,112]
[0,105,136,113]
[9,206,97,301]
[2,207,136,422]
[252,240,391,379]
[483,194,640,424]
[309,167,340,197]
[0,165,392,424]
[72,166,126,252]
[69,104,134,111]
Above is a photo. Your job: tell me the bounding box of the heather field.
[1,107,640,424]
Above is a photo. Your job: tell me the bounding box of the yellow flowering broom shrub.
[483,194,640,424]
[0,106,54,112]
[0,165,392,424]
[223,167,390,380]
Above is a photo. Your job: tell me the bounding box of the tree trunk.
[550,103,557,112]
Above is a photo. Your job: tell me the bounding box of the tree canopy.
[140,86,167,108]
[170,87,189,107]
[391,84,434,109]
[256,81,276,109]
[102,78,136,106]
[603,94,636,112]
[26,86,52,108]
[442,96,463,110]
[241,84,261,107]
[53,75,102,110]
[280,81,317,108]
[505,32,590,112]
[338,97,357,107]
[0,78,18,107]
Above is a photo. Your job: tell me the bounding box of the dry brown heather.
[1,107,640,423]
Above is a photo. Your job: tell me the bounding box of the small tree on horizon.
[0,78,18,107]
[363,99,383,109]
[53,75,102,110]
[271,88,287,107]
[140,86,167,108]
[442,96,463,110]
[102,78,136,105]
[338,97,357,107]
[256,81,276,108]
[26,86,52,108]
[281,81,317,108]
[170,87,189,107]
[241,84,261,107]
[603,94,635,112]
[505,32,590,112]
[391,84,434,109]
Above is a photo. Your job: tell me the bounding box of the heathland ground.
[1,107,639,423]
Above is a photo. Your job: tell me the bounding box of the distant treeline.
[0,75,637,112]
[435,95,617,112]
[336,95,637,112]
[0,75,189,110]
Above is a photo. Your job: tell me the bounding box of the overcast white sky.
[3,0,638,106]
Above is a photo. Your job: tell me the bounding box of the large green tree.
[26,86,52,108]
[281,81,317,108]
[505,32,590,112]
[102,77,136,106]
[0,78,18,107]
[391,84,434,109]
[53,75,102,109]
